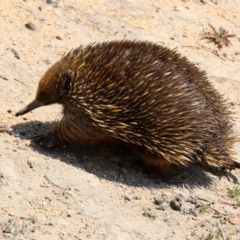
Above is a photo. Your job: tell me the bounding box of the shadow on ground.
[11,120,239,188]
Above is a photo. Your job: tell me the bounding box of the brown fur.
[16,40,240,174]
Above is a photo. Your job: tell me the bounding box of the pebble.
[25,22,36,31]
[2,227,11,233]
[170,200,181,211]
[156,205,166,211]
[189,208,197,216]
[0,172,4,178]
[153,197,163,205]
[11,49,20,59]
[27,161,34,169]
[0,75,8,80]
[46,0,58,7]
[175,195,183,202]
[123,195,131,201]
[186,196,197,205]
[45,196,51,201]
[56,35,62,40]
[44,59,51,65]
[195,203,202,208]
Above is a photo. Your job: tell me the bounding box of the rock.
[56,35,63,40]
[0,75,8,80]
[25,22,36,31]
[156,205,166,211]
[153,197,163,205]
[123,195,131,201]
[170,200,181,211]
[27,161,34,169]
[11,49,20,59]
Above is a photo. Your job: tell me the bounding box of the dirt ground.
[0,0,240,239]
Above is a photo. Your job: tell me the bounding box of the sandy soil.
[0,0,240,239]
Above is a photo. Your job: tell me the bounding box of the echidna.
[15,40,240,174]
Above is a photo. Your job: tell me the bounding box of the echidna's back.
[65,40,236,168]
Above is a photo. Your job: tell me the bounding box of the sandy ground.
[0,0,240,239]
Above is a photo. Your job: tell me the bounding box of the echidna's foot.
[30,133,61,148]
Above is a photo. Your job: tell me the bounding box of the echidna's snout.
[15,99,43,116]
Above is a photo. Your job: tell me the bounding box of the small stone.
[0,75,8,80]
[67,213,71,217]
[27,161,34,168]
[46,0,58,6]
[7,110,12,113]
[25,22,36,31]
[44,59,51,65]
[11,49,20,59]
[186,197,196,204]
[175,196,182,202]
[133,196,141,200]
[153,197,163,205]
[0,172,4,178]
[45,196,51,201]
[2,227,11,233]
[196,203,202,208]
[189,208,197,216]
[170,200,181,211]
[156,205,166,211]
[56,35,62,40]
[123,196,131,201]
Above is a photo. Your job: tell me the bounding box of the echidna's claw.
[30,134,58,148]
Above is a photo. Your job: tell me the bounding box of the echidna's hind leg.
[140,151,172,175]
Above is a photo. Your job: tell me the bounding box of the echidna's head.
[15,60,75,116]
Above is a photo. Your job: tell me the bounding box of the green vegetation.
[142,208,157,220]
